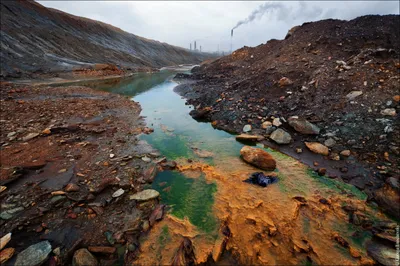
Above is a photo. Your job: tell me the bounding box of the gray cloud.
[38,1,399,53]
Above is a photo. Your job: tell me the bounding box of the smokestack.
[231,29,233,37]
[194,41,197,50]
[200,46,202,52]
[190,43,192,50]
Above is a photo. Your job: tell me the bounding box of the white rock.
[243,124,252,132]
[112,188,124,198]
[272,118,282,127]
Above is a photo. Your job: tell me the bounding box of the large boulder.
[288,117,320,135]
[305,142,329,156]
[374,182,400,220]
[240,146,276,171]
[269,129,292,144]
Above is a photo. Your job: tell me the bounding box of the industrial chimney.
[200,46,202,52]
[194,41,197,50]
[190,43,192,50]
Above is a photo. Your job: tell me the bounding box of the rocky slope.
[174,15,400,219]
[0,0,210,78]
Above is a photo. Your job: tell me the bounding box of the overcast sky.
[39,1,399,52]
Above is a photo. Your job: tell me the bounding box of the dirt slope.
[175,15,400,218]
[0,0,211,78]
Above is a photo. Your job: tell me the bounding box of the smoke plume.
[232,2,285,31]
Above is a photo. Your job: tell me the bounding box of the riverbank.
[172,15,400,221]
[0,81,166,265]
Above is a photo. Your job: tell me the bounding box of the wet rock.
[22,132,40,142]
[112,188,124,198]
[0,233,11,250]
[144,164,157,182]
[88,246,116,254]
[65,183,80,192]
[305,142,329,156]
[270,128,292,144]
[346,91,363,100]
[295,148,303,154]
[236,134,263,142]
[261,121,272,129]
[324,138,336,148]
[243,124,252,132]
[288,117,320,135]
[374,183,400,219]
[278,77,293,87]
[193,148,214,158]
[367,240,396,266]
[189,108,209,120]
[0,207,24,220]
[129,189,160,201]
[265,125,275,135]
[0,248,15,264]
[0,186,6,194]
[380,108,396,116]
[149,204,166,226]
[349,247,361,258]
[72,248,98,266]
[171,237,196,266]
[317,168,327,176]
[240,146,276,171]
[393,95,400,102]
[340,150,351,157]
[272,118,282,127]
[244,172,277,187]
[15,241,52,266]
[375,233,396,243]
[141,156,151,162]
[160,160,177,170]
[142,220,150,232]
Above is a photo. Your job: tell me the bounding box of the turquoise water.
[75,70,244,232]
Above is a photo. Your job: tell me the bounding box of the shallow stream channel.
[73,67,393,265]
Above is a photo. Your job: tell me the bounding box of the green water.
[76,68,367,234]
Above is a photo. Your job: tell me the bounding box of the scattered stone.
[7,132,16,138]
[295,148,302,154]
[22,132,40,142]
[269,128,292,144]
[340,150,351,157]
[278,77,293,87]
[324,138,336,148]
[366,240,396,266]
[0,207,24,220]
[272,118,282,127]
[374,184,400,219]
[244,172,278,187]
[51,191,66,196]
[53,247,61,256]
[112,188,124,198]
[288,117,320,135]
[317,168,327,176]
[0,248,15,264]
[243,124,252,132]
[349,247,361,258]
[236,134,263,142]
[393,95,400,102]
[141,156,151,162]
[193,148,214,158]
[0,186,6,194]
[346,91,363,100]
[109,154,115,158]
[240,146,276,170]
[142,220,150,232]
[15,241,52,266]
[0,233,11,251]
[149,204,166,226]
[160,161,177,170]
[65,183,80,192]
[380,108,396,116]
[261,121,272,129]
[329,153,340,161]
[73,248,98,266]
[130,189,160,201]
[305,142,329,156]
[88,246,116,254]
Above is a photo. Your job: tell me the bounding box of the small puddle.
[75,67,394,265]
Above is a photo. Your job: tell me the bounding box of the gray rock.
[112,188,124,198]
[0,207,24,220]
[367,240,396,266]
[141,156,151,162]
[22,133,40,142]
[324,138,336,148]
[380,108,396,116]
[243,124,252,132]
[288,117,320,135]
[130,189,160,201]
[265,126,275,135]
[7,132,16,138]
[15,241,52,266]
[270,129,292,144]
[272,118,282,127]
[346,91,363,100]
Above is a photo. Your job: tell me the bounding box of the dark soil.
[173,15,400,219]
[0,82,167,264]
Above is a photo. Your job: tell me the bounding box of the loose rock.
[15,241,52,266]
[0,233,11,250]
[240,146,276,171]
[236,134,263,142]
[340,150,351,157]
[73,248,98,266]
[0,248,15,264]
[324,138,336,148]
[346,91,363,100]
[269,128,292,144]
[88,246,116,254]
[305,142,329,156]
[380,108,396,116]
[272,118,282,127]
[288,117,320,135]
[130,189,160,201]
[243,124,252,132]
[112,188,124,198]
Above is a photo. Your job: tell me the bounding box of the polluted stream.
[75,68,394,265]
